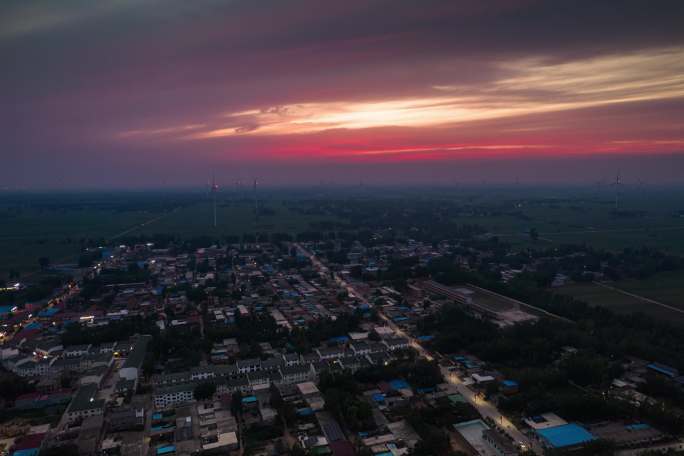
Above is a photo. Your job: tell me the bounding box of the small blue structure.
[626,423,650,431]
[38,307,59,317]
[389,379,410,390]
[501,380,518,388]
[329,335,350,344]
[371,393,386,402]
[13,450,39,456]
[417,335,434,342]
[296,407,313,416]
[536,424,595,448]
[156,445,176,455]
[241,395,257,404]
[647,363,678,378]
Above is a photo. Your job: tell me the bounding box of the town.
[2,226,684,456]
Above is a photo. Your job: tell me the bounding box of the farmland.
[1,186,683,283]
[557,270,684,326]
[0,191,338,280]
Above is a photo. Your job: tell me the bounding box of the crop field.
[450,192,684,254]
[136,201,335,238]
[1,187,683,282]
[0,209,161,278]
[0,194,336,280]
[557,270,684,326]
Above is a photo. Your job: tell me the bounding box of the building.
[119,335,151,387]
[108,407,145,432]
[154,383,194,409]
[66,384,105,422]
[280,364,315,385]
[297,381,325,411]
[535,423,595,450]
[483,429,518,456]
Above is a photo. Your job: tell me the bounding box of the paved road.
[295,243,540,453]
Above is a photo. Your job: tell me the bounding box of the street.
[296,243,541,454]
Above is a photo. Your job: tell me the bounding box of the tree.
[38,256,51,270]
[529,228,539,242]
[0,370,33,403]
[231,391,243,417]
[193,382,216,401]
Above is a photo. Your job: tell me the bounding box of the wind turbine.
[253,178,259,220]
[611,172,622,211]
[210,174,219,228]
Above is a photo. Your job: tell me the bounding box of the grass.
[0,198,337,281]
[449,189,684,254]
[137,201,335,237]
[557,270,684,326]
[0,209,161,278]
[611,270,684,310]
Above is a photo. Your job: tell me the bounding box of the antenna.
[612,171,622,211]
[253,178,258,220]
[210,174,219,228]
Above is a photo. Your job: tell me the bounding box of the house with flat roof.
[535,423,595,449]
[66,384,104,422]
[119,335,151,386]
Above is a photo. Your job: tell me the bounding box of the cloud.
[164,47,684,140]
[2,0,684,187]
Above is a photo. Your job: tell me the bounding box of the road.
[295,243,540,454]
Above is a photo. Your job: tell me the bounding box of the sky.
[2,0,684,188]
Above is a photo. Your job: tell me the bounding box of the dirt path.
[593,281,684,316]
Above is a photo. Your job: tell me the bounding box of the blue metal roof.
[626,423,650,431]
[156,445,176,455]
[329,335,350,344]
[13,450,39,456]
[38,307,59,317]
[536,424,595,448]
[647,363,678,378]
[389,379,410,390]
[242,395,257,404]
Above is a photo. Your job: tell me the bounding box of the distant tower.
[210,174,219,227]
[253,178,258,219]
[612,172,622,211]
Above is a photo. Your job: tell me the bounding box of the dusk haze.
[3,3,684,456]
[3,0,684,187]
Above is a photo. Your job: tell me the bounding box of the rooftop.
[536,423,595,448]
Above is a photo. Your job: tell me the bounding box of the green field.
[136,201,333,238]
[0,195,336,280]
[451,199,684,255]
[557,270,684,326]
[1,187,683,282]
[0,209,162,278]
